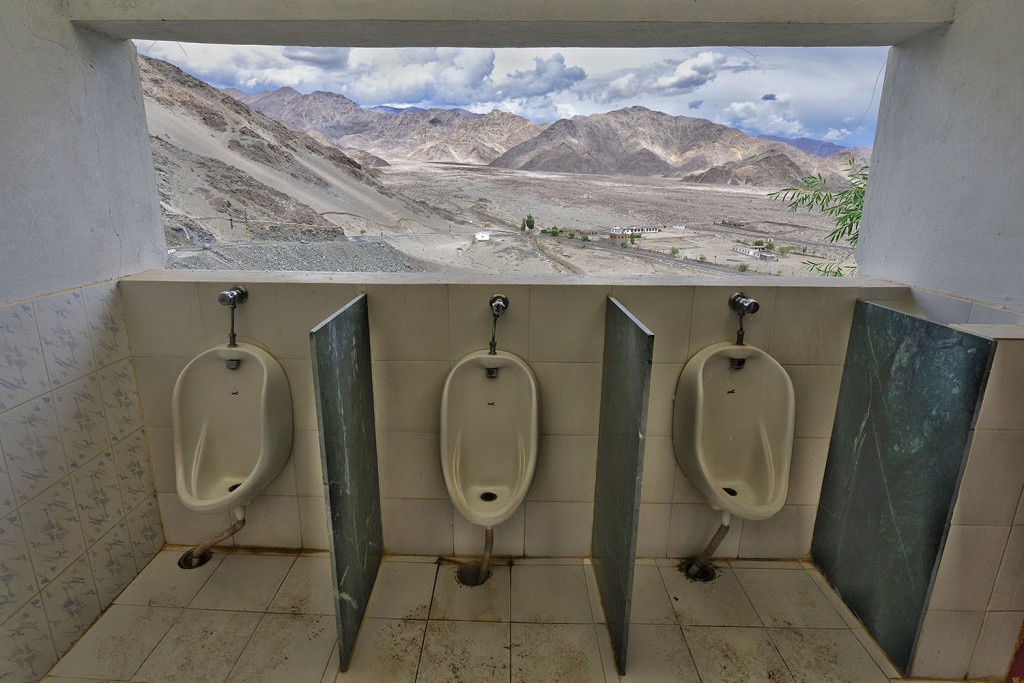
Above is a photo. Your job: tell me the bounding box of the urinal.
[172,342,293,516]
[440,349,539,528]
[672,341,795,521]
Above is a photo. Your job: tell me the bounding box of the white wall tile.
[953,429,1024,525]
[297,496,329,550]
[688,286,778,354]
[87,520,138,609]
[121,281,204,358]
[1,394,68,504]
[34,289,95,388]
[737,505,816,559]
[640,435,676,504]
[768,287,860,365]
[98,358,143,442]
[126,494,164,569]
[786,365,844,438]
[377,431,446,500]
[673,468,706,504]
[262,459,296,497]
[524,501,593,557]
[381,498,453,556]
[21,477,85,586]
[527,434,598,502]
[667,504,741,559]
[156,492,230,547]
[609,286,694,364]
[928,524,1009,612]
[367,284,450,361]
[989,525,1024,611]
[530,363,602,436]
[645,363,683,437]
[636,503,671,558]
[0,510,39,625]
[449,285,530,360]
[901,289,973,325]
[787,438,830,505]
[454,506,524,556]
[232,494,302,549]
[41,553,101,655]
[291,430,324,496]
[83,281,131,367]
[0,302,49,412]
[274,283,358,360]
[528,285,609,362]
[0,598,57,682]
[70,451,124,545]
[968,611,1023,679]
[976,341,1024,431]
[910,609,984,679]
[132,356,189,428]
[969,302,1024,325]
[146,426,175,493]
[52,373,109,469]
[280,358,317,432]
[371,361,449,434]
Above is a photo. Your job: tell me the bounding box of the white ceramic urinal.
[172,342,293,515]
[672,341,795,521]
[440,350,539,528]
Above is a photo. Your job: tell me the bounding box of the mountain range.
[230,85,866,186]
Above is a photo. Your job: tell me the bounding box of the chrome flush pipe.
[217,285,248,348]
[488,294,509,355]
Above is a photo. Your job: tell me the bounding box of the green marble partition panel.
[592,297,654,675]
[811,300,994,673]
[310,294,382,673]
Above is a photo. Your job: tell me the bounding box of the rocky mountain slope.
[490,106,861,187]
[140,57,450,248]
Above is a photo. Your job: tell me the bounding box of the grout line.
[411,562,438,681]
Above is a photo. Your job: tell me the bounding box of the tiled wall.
[911,335,1024,680]
[120,275,906,561]
[0,282,162,681]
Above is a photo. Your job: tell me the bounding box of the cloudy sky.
[137,43,888,147]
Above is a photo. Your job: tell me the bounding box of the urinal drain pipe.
[478,527,494,584]
[683,512,731,582]
[178,508,247,569]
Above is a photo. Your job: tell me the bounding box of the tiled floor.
[45,550,961,682]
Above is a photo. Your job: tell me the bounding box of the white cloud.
[655,51,728,91]
[720,97,809,138]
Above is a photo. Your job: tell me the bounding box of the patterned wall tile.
[33,290,95,389]
[41,553,101,656]
[0,597,57,682]
[127,493,164,570]
[99,359,143,442]
[0,302,49,412]
[83,282,131,368]
[0,511,39,626]
[0,395,68,504]
[112,430,154,510]
[71,451,125,545]
[21,478,86,587]
[53,373,110,469]
[87,520,137,609]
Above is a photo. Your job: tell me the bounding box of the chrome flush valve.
[729,291,759,347]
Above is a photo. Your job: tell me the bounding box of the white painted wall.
[860,0,1024,312]
[0,0,164,305]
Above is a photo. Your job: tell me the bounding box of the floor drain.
[178,548,213,569]
[480,492,497,502]
[723,487,737,496]
[681,560,717,582]
[228,483,241,492]
[457,563,491,587]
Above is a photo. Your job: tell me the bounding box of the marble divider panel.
[811,300,994,673]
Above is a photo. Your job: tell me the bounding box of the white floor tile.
[733,568,847,629]
[366,560,437,620]
[683,626,795,683]
[511,564,593,623]
[48,605,181,680]
[659,565,762,627]
[430,563,511,622]
[850,627,902,679]
[114,549,224,608]
[226,613,337,683]
[628,565,677,625]
[511,622,605,682]
[620,624,701,682]
[132,609,261,681]
[189,553,296,612]
[805,568,865,629]
[769,628,889,683]
[417,620,511,682]
[269,555,336,615]
[329,618,425,682]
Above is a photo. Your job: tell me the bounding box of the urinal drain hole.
[723,487,738,497]
[480,492,498,502]
[228,483,241,492]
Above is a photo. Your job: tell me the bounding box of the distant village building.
[474,232,490,242]
[732,245,779,261]
[610,226,661,235]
